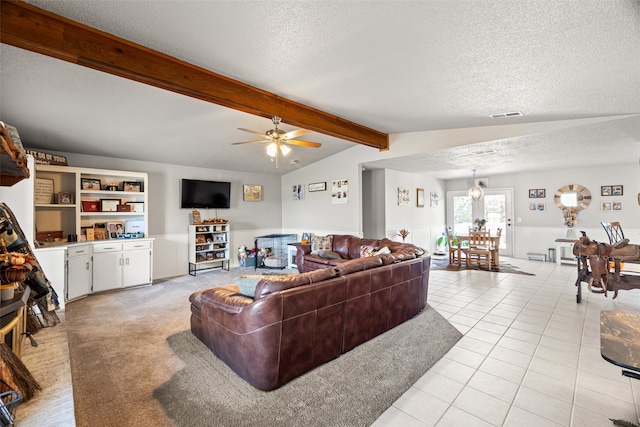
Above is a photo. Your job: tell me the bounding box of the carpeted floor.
[65,267,461,427]
[430,256,535,275]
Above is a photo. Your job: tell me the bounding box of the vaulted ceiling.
[1,0,639,177]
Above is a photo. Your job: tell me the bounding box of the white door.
[446,188,514,256]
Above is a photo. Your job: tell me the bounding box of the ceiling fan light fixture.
[280,143,291,156]
[266,142,277,157]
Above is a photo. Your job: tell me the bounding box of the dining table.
[452,231,502,268]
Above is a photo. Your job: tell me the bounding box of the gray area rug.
[431,257,535,275]
[65,267,460,427]
[153,306,461,427]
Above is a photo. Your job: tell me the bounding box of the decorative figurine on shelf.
[191,210,201,225]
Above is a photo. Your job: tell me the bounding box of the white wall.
[48,152,284,278]
[0,155,35,243]
[445,163,640,258]
[383,169,445,253]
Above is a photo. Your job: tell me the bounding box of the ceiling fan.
[232,116,322,163]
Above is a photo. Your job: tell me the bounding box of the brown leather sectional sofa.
[189,236,430,391]
[295,234,425,272]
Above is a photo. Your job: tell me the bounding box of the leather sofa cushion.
[254,268,338,299]
[335,256,383,276]
[331,235,352,259]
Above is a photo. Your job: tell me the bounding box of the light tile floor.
[372,257,640,427]
[16,257,640,426]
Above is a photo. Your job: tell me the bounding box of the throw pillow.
[374,246,391,255]
[317,249,342,259]
[360,245,376,258]
[310,234,333,255]
[234,275,263,298]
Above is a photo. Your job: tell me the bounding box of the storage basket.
[0,380,22,426]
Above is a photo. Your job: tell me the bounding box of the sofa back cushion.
[331,235,352,259]
[254,268,338,299]
[335,256,383,276]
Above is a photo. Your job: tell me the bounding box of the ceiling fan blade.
[286,139,322,148]
[231,139,270,145]
[237,128,267,138]
[283,128,310,139]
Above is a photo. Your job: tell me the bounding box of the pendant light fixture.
[468,169,484,201]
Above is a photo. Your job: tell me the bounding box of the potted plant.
[473,218,487,230]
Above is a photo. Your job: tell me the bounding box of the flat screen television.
[181,179,231,209]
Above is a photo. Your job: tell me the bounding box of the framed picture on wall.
[416,188,425,207]
[601,186,612,196]
[398,187,410,206]
[243,184,262,202]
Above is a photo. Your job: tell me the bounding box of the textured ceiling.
[1,0,639,177]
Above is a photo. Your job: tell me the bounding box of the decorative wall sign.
[34,178,54,204]
[308,182,326,192]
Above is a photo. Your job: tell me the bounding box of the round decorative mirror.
[554,184,591,211]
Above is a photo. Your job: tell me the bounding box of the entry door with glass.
[446,188,514,256]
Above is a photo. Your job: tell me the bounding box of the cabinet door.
[92,251,123,292]
[67,254,92,300]
[122,249,151,287]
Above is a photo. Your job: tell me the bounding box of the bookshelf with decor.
[188,223,230,275]
[34,164,148,242]
[33,164,153,299]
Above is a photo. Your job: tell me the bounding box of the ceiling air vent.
[489,111,524,119]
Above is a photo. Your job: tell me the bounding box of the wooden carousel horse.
[572,232,640,301]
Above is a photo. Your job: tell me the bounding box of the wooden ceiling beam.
[0,1,388,150]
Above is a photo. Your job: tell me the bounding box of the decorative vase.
[566,227,576,239]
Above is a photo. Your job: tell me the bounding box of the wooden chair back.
[601,222,624,244]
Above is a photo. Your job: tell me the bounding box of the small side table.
[555,238,578,265]
[601,310,640,379]
[287,243,301,270]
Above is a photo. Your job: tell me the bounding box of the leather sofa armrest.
[201,285,254,314]
[296,243,312,270]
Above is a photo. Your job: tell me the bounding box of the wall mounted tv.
[181,179,231,209]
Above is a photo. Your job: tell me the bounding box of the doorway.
[446,188,514,256]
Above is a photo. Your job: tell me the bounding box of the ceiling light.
[266,142,277,157]
[489,111,523,119]
[468,169,484,201]
[280,143,291,156]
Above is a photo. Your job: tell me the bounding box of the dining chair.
[490,227,502,267]
[445,226,466,266]
[601,222,625,245]
[467,229,492,270]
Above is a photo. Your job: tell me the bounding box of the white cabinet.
[66,244,92,300]
[122,241,153,287]
[92,243,123,292]
[92,240,153,292]
[188,224,229,275]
